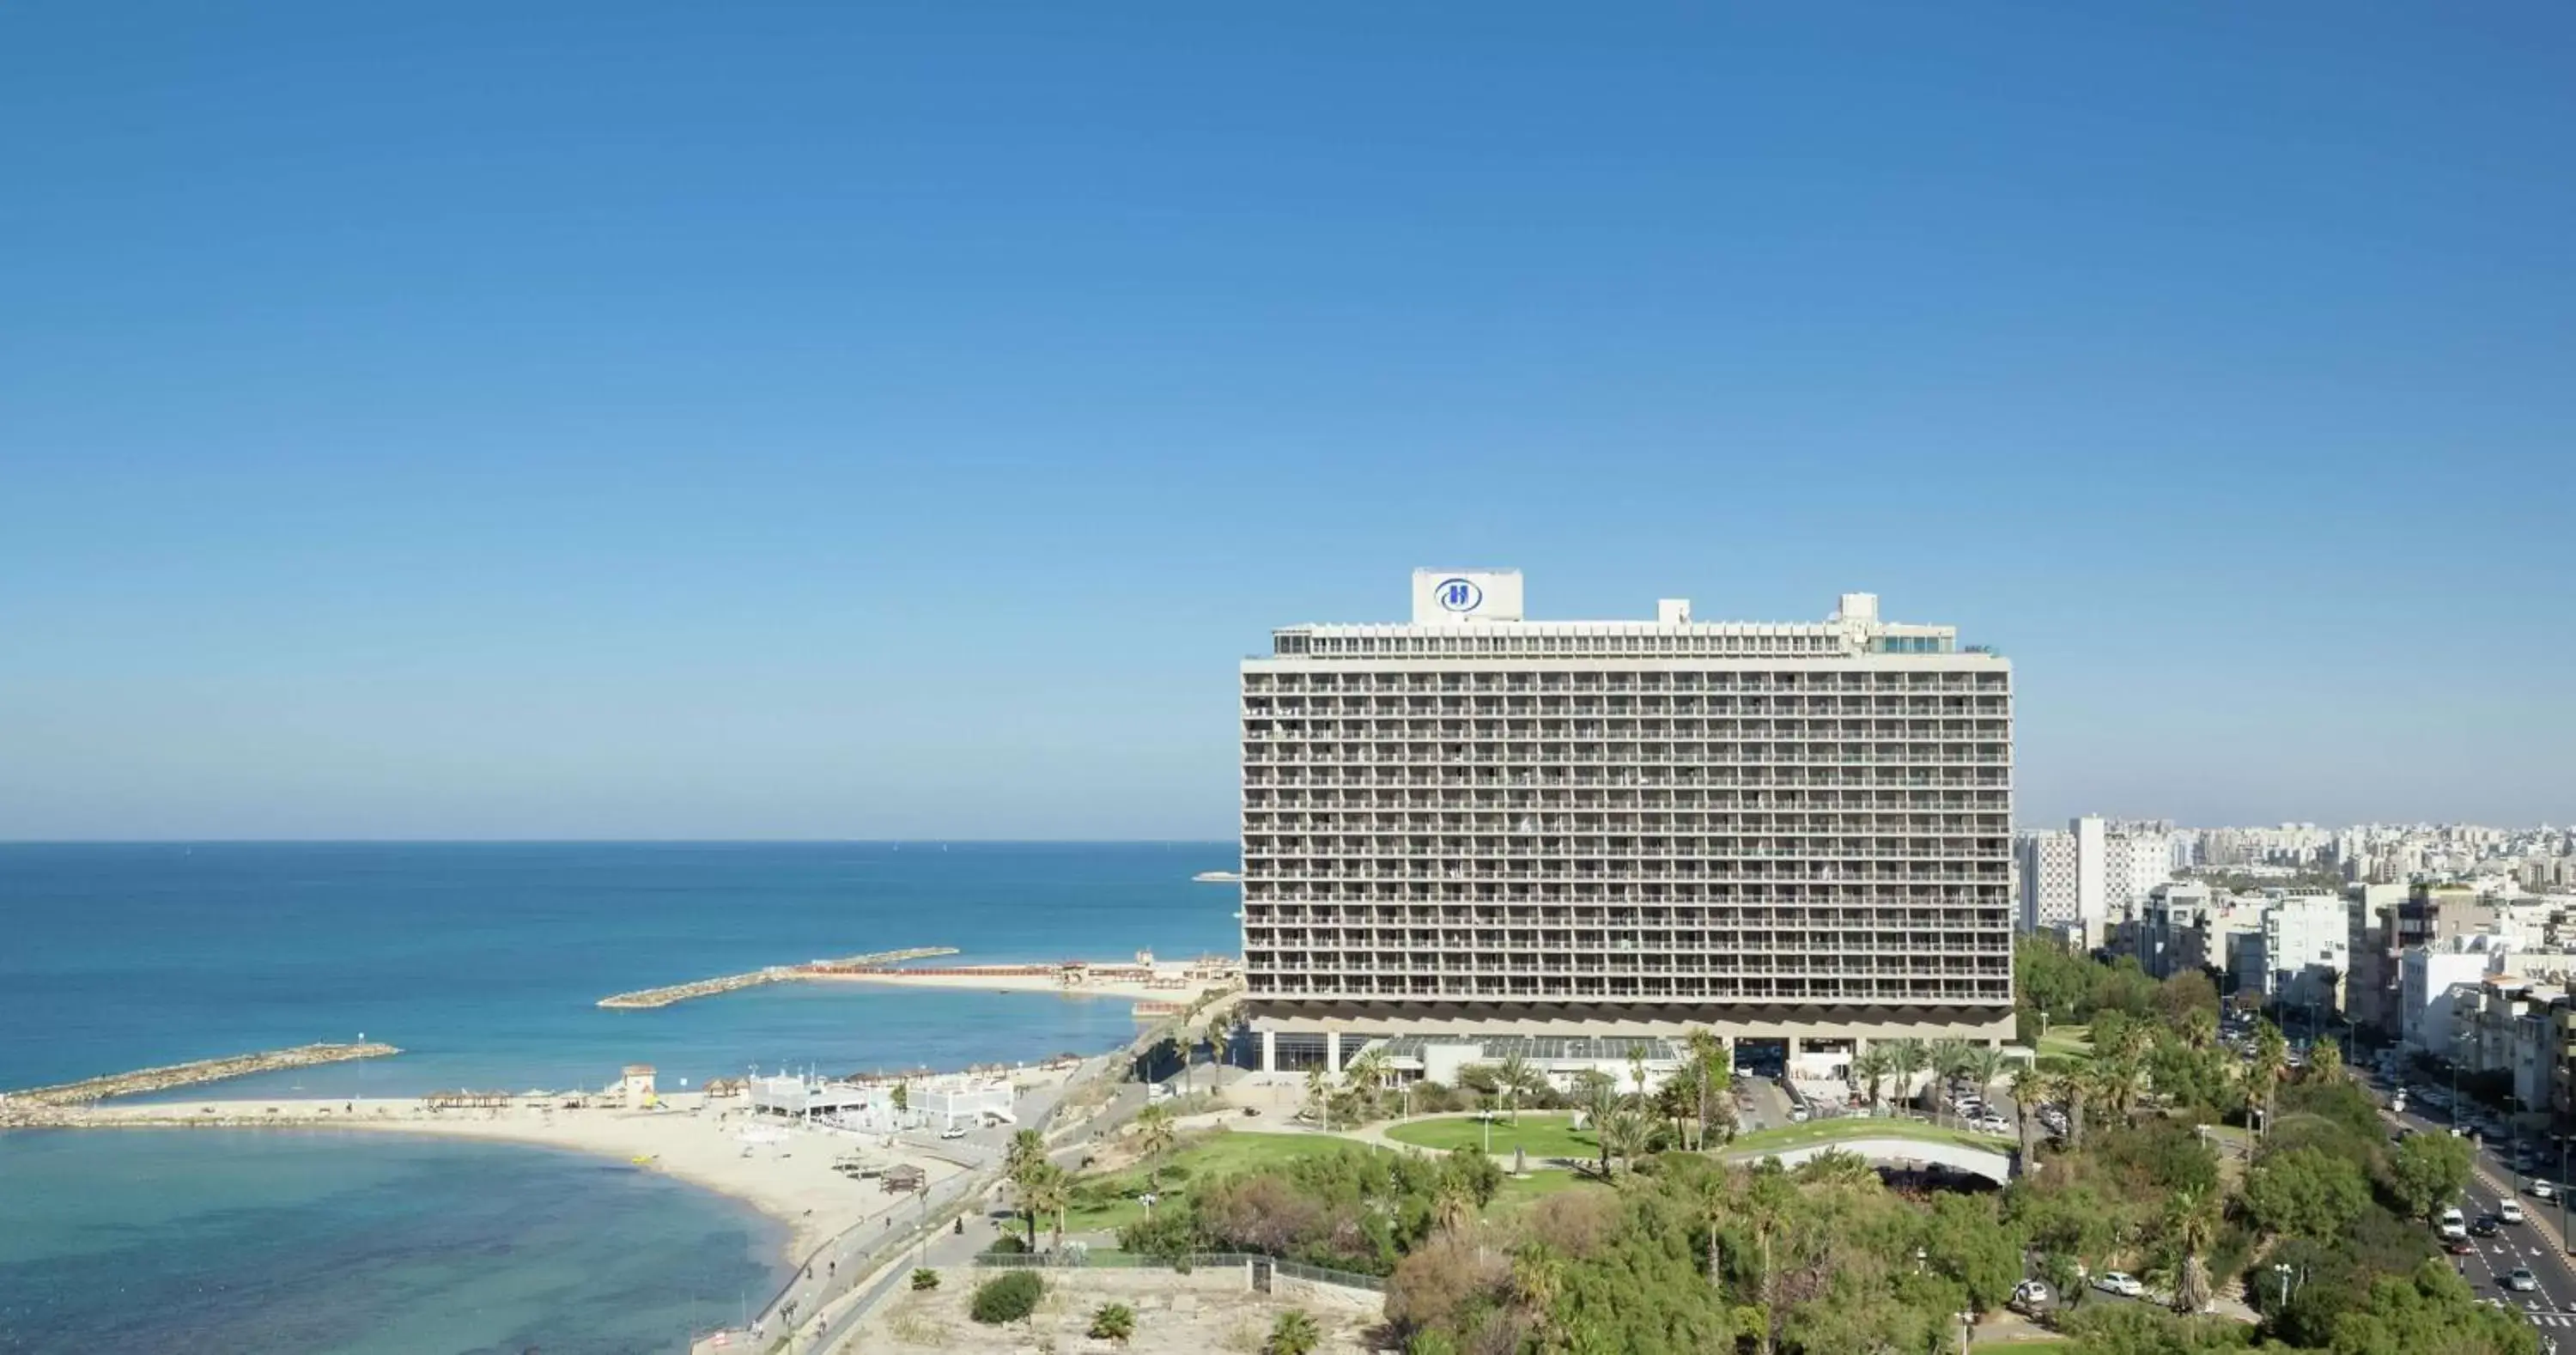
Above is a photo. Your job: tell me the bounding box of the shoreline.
[12,1085,1035,1264]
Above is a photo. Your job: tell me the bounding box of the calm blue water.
[0,842,1238,1353]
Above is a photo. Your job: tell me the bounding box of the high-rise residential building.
[2017,829,2082,933]
[1236,573,2015,1073]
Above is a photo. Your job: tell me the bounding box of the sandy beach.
[805,968,1237,1003]
[21,1091,981,1262]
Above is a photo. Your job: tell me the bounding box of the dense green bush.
[968,1269,1043,1324]
[908,1267,939,1291]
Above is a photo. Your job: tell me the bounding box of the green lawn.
[1061,1132,1358,1233]
[1727,1117,2014,1157]
[1383,1113,1598,1159]
[1493,1169,1601,1205]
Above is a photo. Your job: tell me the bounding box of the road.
[2378,1070,2576,1342]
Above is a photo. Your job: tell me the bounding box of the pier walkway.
[596,946,958,1009]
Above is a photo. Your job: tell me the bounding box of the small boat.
[1192,870,1243,884]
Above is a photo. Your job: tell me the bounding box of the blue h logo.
[1436,578,1482,612]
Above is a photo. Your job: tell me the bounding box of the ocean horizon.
[0,842,1239,1353]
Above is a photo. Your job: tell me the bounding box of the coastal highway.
[2382,1079,2576,1344]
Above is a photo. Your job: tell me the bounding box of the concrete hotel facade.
[1237,571,2016,1072]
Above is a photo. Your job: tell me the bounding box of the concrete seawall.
[597,946,959,1009]
[0,1042,402,1112]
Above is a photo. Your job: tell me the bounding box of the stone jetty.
[595,946,958,1009]
[1,1042,402,1109]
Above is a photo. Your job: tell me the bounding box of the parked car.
[2009,1279,2052,1312]
[2093,1272,2145,1298]
[939,1126,968,1140]
[2510,1267,2543,1293]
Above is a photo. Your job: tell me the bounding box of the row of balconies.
[1242,835,2006,851]
[1246,887,2011,906]
[1243,817,2007,834]
[1243,903,2003,922]
[1247,984,2009,1005]
[1243,717,2008,733]
[1243,958,2004,978]
[1244,936,2007,956]
[1243,668,2002,686]
[1243,696,2008,714]
[1244,777,2013,794]
[1246,793,2010,811]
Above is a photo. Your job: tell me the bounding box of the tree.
[1303,1068,1332,1130]
[2306,1038,2344,1085]
[1888,1040,1927,1115]
[1088,1302,1137,1345]
[1005,1129,1051,1248]
[1928,1038,1972,1111]
[2248,1019,2288,1137]
[891,1080,909,1115]
[1584,1075,1623,1175]
[1686,1029,1730,1150]
[1133,1103,1177,1189]
[2385,1131,2474,1224]
[1496,1050,1534,1124]
[1265,1309,1321,1355]
[969,1270,1043,1325]
[1852,1045,1893,1116]
[2242,1145,2371,1242]
[1600,1103,1652,1175]
[1923,1193,2023,1315]
[1967,1044,2005,1103]
[2008,1064,2047,1163]
[1019,1161,1072,1252]
[2050,1067,2089,1149]
[2165,1186,2218,1315]
[1345,1046,1394,1120]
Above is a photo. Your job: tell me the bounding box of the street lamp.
[2272,1262,2293,1309]
[1915,1247,1928,1275]
[1956,1310,1975,1355]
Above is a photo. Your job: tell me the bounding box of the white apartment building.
[2017,829,2083,933]
[1238,573,2015,1072]
[2250,894,2349,1011]
[2017,815,2169,937]
[2402,943,2500,1053]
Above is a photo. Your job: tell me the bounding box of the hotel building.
[1237,571,2015,1074]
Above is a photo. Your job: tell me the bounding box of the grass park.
[1382,1111,1595,1159]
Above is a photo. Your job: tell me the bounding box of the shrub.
[1266,1309,1321,1355]
[909,1267,940,1291]
[984,1233,1028,1255]
[968,1269,1043,1325]
[1088,1302,1138,1344]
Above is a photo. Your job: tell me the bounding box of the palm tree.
[1133,1103,1176,1189]
[1344,1046,1393,1121]
[1968,1045,2005,1101]
[1496,1050,1534,1125]
[1005,1128,1051,1247]
[1928,1038,1972,1114]
[1851,1045,1893,1116]
[1088,1303,1137,1346]
[1431,1178,1477,1235]
[1583,1076,1622,1176]
[1743,1166,1795,1355]
[2167,1186,2219,1315]
[1017,1160,1071,1252]
[2248,1019,2288,1138]
[2307,1038,2344,1085]
[1887,1039,1927,1117]
[1265,1309,1321,1355]
[2050,1068,2088,1150]
[1303,1068,1331,1132]
[1694,1167,1733,1293]
[2182,1006,2219,1053]
[2008,1064,2047,1163]
[1601,1104,1652,1174]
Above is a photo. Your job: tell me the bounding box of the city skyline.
[6,3,2575,839]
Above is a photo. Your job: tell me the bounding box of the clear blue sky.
[4,3,2572,839]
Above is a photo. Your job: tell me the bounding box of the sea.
[0,842,1239,1354]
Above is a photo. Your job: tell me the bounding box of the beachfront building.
[1237,572,2014,1073]
[744,1072,1016,1132]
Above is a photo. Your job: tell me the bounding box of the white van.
[2439,1206,2469,1240]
